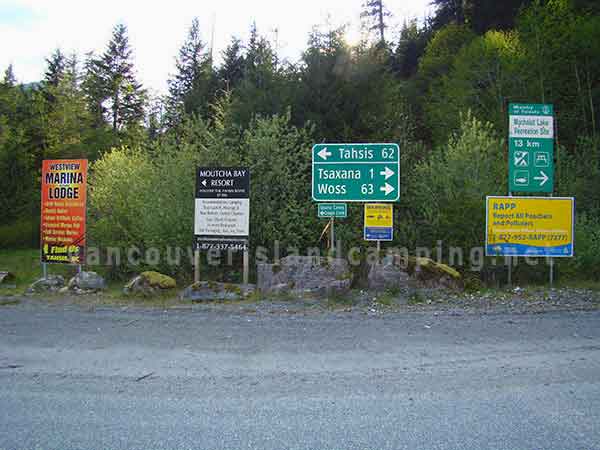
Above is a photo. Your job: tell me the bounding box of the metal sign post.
[330,217,335,252]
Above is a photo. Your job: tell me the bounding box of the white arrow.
[534,171,549,186]
[380,182,395,196]
[380,166,395,180]
[317,147,332,160]
[201,179,207,187]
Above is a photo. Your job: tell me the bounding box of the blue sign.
[364,226,393,241]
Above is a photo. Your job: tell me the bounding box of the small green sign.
[312,143,400,202]
[508,103,554,193]
[318,203,347,218]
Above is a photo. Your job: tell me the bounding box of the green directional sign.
[318,203,347,218]
[312,143,400,202]
[508,103,554,193]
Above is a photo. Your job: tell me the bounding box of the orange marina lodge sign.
[40,159,88,265]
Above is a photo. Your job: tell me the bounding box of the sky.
[0,0,433,95]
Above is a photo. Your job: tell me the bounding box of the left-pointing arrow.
[317,147,332,160]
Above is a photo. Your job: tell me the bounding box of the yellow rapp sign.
[486,196,574,257]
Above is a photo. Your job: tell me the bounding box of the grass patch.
[375,293,394,307]
[0,248,75,294]
[407,290,426,305]
[555,279,600,291]
[326,293,355,309]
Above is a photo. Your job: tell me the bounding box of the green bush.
[88,100,317,277]
[0,218,39,249]
[559,213,600,280]
[400,111,506,264]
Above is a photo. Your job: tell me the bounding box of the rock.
[367,254,411,292]
[366,255,462,292]
[67,271,106,292]
[180,281,255,302]
[140,271,176,289]
[407,257,462,290]
[26,275,65,294]
[123,271,176,297]
[0,271,16,288]
[257,255,352,297]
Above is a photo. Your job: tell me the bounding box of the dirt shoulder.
[2,285,600,316]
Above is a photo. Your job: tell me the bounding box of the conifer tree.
[84,24,146,132]
[166,17,216,126]
[361,0,391,47]
[44,49,66,87]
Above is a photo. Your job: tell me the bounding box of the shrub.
[0,218,39,249]
[401,111,506,264]
[559,213,600,280]
[88,104,316,277]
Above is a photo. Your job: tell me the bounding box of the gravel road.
[1,298,599,450]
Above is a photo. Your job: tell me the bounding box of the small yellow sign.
[486,196,574,257]
[364,204,393,227]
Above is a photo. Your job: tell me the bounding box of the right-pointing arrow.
[380,166,395,180]
[380,182,395,196]
[534,170,549,186]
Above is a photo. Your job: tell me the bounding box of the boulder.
[366,255,462,292]
[408,257,462,290]
[67,271,106,292]
[0,271,16,288]
[367,255,411,292]
[26,275,65,294]
[257,255,352,297]
[180,281,255,302]
[123,271,176,297]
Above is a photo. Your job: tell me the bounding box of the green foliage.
[166,18,217,126]
[559,213,600,280]
[89,99,316,275]
[402,112,505,256]
[0,218,39,249]
[418,24,475,83]
[244,111,317,252]
[425,30,526,144]
[83,24,146,133]
[517,0,600,145]
[3,5,600,286]
[558,136,600,212]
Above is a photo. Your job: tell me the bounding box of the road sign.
[41,159,88,265]
[364,203,393,241]
[194,167,250,251]
[508,103,554,193]
[312,143,400,202]
[486,196,574,257]
[318,203,347,218]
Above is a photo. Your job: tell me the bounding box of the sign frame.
[194,167,250,251]
[40,159,88,265]
[485,196,574,258]
[312,143,400,203]
[508,103,554,193]
[364,203,394,242]
[318,203,348,218]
